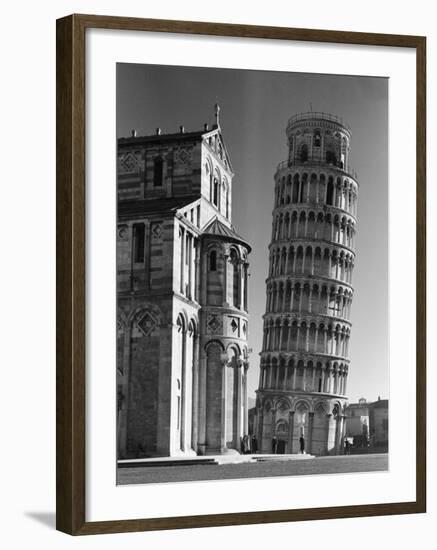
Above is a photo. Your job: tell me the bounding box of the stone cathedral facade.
[116,107,251,459]
[255,112,359,455]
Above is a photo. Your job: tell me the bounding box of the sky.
[117,63,389,404]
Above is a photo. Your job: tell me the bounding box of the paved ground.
[117,453,388,485]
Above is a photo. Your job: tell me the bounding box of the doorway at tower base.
[258,434,343,456]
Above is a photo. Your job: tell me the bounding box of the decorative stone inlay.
[119,152,139,173]
[175,147,191,164]
[151,223,162,238]
[230,318,238,333]
[137,310,158,337]
[207,314,222,334]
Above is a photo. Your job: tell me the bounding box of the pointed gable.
[202,129,234,175]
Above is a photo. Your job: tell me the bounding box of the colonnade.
[259,358,349,396]
[266,281,353,318]
[269,245,354,284]
[274,171,358,217]
[197,342,250,453]
[262,319,351,357]
[272,210,356,249]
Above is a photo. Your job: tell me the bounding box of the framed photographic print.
[56,14,426,535]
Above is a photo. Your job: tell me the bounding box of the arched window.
[313,131,321,147]
[176,315,186,449]
[153,156,164,186]
[213,177,219,207]
[230,249,240,308]
[292,174,299,203]
[206,342,223,450]
[326,177,334,205]
[300,144,309,162]
[209,250,217,271]
[326,150,337,165]
[223,178,229,218]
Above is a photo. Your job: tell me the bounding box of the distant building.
[345,397,388,451]
[116,106,252,459]
[345,397,369,439]
[368,398,388,447]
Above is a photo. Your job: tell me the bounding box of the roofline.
[201,231,252,253]
[118,130,207,146]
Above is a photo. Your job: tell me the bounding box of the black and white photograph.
[115,63,389,485]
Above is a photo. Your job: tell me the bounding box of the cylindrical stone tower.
[255,112,358,456]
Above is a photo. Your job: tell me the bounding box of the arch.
[205,341,223,450]
[284,211,291,239]
[175,314,188,450]
[212,167,221,208]
[300,143,309,162]
[286,174,292,204]
[295,246,304,273]
[278,214,283,240]
[207,246,222,306]
[298,211,306,238]
[319,173,326,203]
[326,176,334,205]
[280,247,287,274]
[229,248,241,308]
[326,150,337,165]
[287,246,295,274]
[292,174,299,203]
[294,399,311,434]
[291,210,298,237]
[290,322,298,350]
[305,245,313,275]
[223,177,230,218]
[308,210,316,237]
[276,419,289,434]
[314,246,322,276]
[300,173,308,202]
[204,338,225,354]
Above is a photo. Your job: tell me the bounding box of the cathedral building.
[255,112,359,455]
[116,106,251,459]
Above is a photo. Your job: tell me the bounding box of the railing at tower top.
[287,111,351,132]
[275,159,358,181]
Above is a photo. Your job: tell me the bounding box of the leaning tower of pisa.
[255,112,358,456]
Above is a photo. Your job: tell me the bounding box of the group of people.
[240,434,258,454]
[270,435,306,454]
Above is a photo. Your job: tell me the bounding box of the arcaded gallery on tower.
[116,108,252,460]
[255,112,359,456]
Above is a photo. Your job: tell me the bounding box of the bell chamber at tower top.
[272,113,359,219]
[282,112,356,177]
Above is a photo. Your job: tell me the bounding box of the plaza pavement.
[117,453,388,485]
